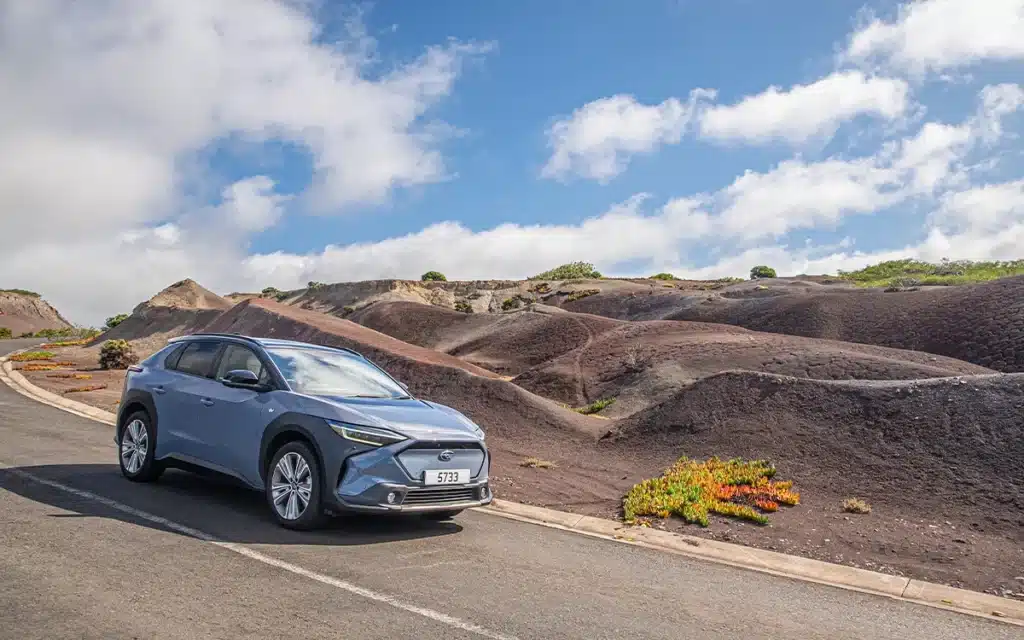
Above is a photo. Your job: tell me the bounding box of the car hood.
[318,396,482,441]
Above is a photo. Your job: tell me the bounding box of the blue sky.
[2,0,1023,324]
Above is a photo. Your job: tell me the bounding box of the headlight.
[328,421,406,447]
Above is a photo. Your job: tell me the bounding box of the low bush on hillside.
[421,271,447,282]
[0,288,41,297]
[520,457,557,469]
[749,265,777,279]
[10,351,55,362]
[501,294,532,311]
[99,339,139,370]
[884,276,920,292]
[566,288,600,302]
[623,457,799,526]
[454,300,473,313]
[574,397,615,415]
[837,258,1024,287]
[0,328,11,339]
[105,313,129,329]
[649,272,677,280]
[842,497,872,514]
[262,286,290,301]
[307,281,326,291]
[528,282,552,294]
[529,261,602,281]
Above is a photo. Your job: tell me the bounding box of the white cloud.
[541,90,714,182]
[220,177,290,232]
[845,0,1024,73]
[0,0,488,251]
[699,71,910,144]
[933,180,1024,232]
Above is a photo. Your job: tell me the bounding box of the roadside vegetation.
[837,258,1024,288]
[99,339,139,370]
[0,328,11,339]
[104,313,129,329]
[17,327,101,340]
[623,457,799,526]
[530,261,602,281]
[9,351,56,362]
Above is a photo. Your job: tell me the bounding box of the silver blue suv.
[115,333,492,529]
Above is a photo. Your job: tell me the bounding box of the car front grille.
[403,486,478,506]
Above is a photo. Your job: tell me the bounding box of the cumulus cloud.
[540,90,714,183]
[698,71,911,145]
[0,0,488,321]
[845,0,1024,73]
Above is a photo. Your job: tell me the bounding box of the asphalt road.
[0,339,1017,639]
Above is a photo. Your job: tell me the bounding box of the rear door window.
[171,341,222,379]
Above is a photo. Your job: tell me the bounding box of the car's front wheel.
[266,441,327,530]
[118,411,163,482]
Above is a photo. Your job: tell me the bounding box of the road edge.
[1,349,1020,626]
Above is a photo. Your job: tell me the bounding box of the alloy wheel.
[271,452,313,520]
[120,419,149,474]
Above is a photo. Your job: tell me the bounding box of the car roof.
[168,333,365,358]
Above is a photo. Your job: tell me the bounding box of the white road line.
[0,463,519,640]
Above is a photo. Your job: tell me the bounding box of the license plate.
[423,469,470,485]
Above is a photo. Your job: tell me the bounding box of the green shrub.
[501,296,524,311]
[307,281,326,291]
[574,398,615,415]
[0,327,12,339]
[529,262,602,281]
[750,265,777,279]
[99,339,139,370]
[649,272,677,281]
[566,288,600,302]
[342,306,355,316]
[884,276,920,292]
[421,271,447,282]
[104,313,129,329]
[0,288,41,297]
[836,258,1024,287]
[455,301,473,313]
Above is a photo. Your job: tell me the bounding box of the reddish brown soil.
[513,319,991,416]
[351,301,622,376]
[0,291,71,335]
[564,276,1024,373]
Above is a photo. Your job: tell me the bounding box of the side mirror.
[222,369,260,388]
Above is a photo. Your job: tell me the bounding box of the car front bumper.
[329,476,493,514]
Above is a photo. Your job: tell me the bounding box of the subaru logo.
[438,450,454,462]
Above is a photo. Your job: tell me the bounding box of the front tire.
[266,441,327,530]
[118,411,163,482]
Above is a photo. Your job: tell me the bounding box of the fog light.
[386,491,398,504]
[478,486,489,500]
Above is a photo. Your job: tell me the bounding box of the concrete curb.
[1,350,1020,626]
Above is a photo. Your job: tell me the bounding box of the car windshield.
[266,347,409,399]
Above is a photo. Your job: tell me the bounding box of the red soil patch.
[352,301,622,376]
[514,320,991,416]
[566,276,1024,373]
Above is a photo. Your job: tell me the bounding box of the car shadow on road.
[0,463,463,546]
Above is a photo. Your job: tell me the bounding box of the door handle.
[200,398,214,407]
[151,385,166,395]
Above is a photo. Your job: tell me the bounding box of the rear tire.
[421,510,463,521]
[266,441,327,530]
[118,411,163,482]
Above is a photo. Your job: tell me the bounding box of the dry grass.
[9,351,55,362]
[47,373,93,380]
[63,384,108,394]
[574,397,615,415]
[520,457,557,469]
[842,497,872,514]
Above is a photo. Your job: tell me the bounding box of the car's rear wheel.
[267,441,327,530]
[118,411,163,482]
[421,510,463,521]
